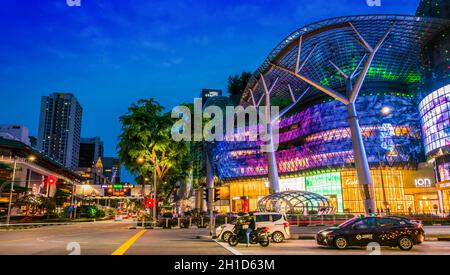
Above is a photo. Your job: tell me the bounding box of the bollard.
[225,216,228,225]
[165,218,169,228]
[178,218,181,228]
[189,217,192,228]
[333,215,336,225]
[309,216,312,226]
[321,215,324,226]
[201,217,204,228]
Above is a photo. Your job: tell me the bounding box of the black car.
[316,216,425,251]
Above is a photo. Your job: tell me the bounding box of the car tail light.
[283,222,289,228]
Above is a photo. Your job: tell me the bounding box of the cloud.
[140,40,168,50]
[162,57,184,67]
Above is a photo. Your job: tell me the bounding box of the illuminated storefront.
[437,181,450,213]
[341,170,409,214]
[305,173,343,213]
[403,164,440,214]
[228,180,269,213]
[264,177,306,192]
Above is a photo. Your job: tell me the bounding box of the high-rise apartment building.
[37,93,83,169]
[103,157,121,184]
[78,137,104,168]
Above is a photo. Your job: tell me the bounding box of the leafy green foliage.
[228,72,252,105]
[117,98,192,205]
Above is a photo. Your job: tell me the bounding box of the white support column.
[260,74,280,194]
[347,80,375,215]
[264,23,394,215]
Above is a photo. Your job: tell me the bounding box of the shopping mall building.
[210,3,450,215]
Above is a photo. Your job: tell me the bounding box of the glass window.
[256,215,270,222]
[353,217,376,230]
[271,214,282,222]
[377,218,400,227]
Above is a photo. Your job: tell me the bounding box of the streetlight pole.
[6,156,18,226]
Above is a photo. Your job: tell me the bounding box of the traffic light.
[47,176,57,185]
[202,188,209,203]
[214,188,220,202]
[145,198,154,208]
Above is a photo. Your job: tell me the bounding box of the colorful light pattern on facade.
[305,173,343,212]
[215,94,423,179]
[419,84,450,155]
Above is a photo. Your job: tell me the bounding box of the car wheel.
[222,231,232,242]
[334,236,348,250]
[398,236,413,251]
[272,232,285,243]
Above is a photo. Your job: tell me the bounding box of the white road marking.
[214,239,243,255]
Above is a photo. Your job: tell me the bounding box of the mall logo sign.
[415,178,432,188]
[66,0,81,7]
[366,0,381,7]
[171,98,280,153]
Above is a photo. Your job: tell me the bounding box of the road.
[289,225,450,236]
[0,221,448,255]
[0,221,230,255]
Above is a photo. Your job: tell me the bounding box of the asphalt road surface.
[0,221,449,255]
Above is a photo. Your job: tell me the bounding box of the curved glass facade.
[212,14,449,214]
[419,84,450,155]
[215,94,422,179]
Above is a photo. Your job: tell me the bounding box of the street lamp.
[381,106,392,116]
[152,156,157,227]
[136,156,158,227]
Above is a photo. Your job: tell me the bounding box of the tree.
[118,98,191,211]
[227,72,252,105]
[54,181,72,207]
[16,194,40,215]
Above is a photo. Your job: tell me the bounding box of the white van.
[216,212,291,243]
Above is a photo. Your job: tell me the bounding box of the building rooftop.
[240,15,450,107]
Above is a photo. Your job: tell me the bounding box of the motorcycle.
[228,226,270,247]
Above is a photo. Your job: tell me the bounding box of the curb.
[196,235,214,240]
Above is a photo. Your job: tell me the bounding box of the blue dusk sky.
[0,0,420,182]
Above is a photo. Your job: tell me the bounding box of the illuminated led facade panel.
[305,173,343,212]
[215,94,423,179]
[264,177,306,192]
[419,84,450,155]
[341,170,409,214]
